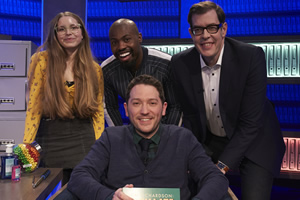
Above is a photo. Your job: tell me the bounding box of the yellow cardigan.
[23,51,104,143]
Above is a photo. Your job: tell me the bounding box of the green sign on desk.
[123,188,180,200]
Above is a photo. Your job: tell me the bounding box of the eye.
[193,28,202,33]
[149,101,158,106]
[71,26,79,31]
[207,26,218,31]
[124,37,131,43]
[132,101,140,106]
[110,40,117,46]
[57,27,65,32]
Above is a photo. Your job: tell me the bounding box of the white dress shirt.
[200,46,226,137]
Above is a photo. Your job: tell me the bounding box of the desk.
[0,168,63,200]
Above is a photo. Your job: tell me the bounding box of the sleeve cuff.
[105,192,115,200]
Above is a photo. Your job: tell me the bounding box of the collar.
[132,124,162,145]
[200,44,225,69]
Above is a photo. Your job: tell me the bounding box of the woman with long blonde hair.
[23,11,104,185]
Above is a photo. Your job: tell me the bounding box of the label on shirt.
[123,188,180,200]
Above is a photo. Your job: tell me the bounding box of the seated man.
[67,75,229,200]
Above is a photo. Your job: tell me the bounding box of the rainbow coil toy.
[13,141,42,173]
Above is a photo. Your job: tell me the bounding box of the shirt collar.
[200,44,225,69]
[132,124,162,145]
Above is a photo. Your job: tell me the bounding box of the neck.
[66,48,78,60]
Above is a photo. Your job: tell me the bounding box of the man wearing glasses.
[171,1,285,200]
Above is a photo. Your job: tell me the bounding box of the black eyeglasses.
[192,23,223,36]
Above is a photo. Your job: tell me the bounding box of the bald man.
[101,18,181,127]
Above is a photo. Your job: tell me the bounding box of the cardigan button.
[144,170,149,174]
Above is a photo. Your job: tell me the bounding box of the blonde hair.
[29,11,99,119]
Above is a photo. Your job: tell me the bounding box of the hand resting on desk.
[113,184,134,200]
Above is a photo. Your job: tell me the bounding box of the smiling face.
[56,16,83,54]
[109,20,143,70]
[189,9,227,67]
[124,84,167,139]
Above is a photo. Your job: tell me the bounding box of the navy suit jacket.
[171,37,285,176]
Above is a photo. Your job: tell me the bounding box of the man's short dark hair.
[187,1,226,28]
[125,75,165,103]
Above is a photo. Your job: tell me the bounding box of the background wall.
[0,1,300,198]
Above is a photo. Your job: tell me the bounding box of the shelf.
[283,131,300,138]
[267,78,300,84]
[88,16,179,21]
[0,13,40,21]
[280,171,300,179]
[226,10,300,18]
[87,0,179,18]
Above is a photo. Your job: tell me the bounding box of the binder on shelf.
[289,107,295,125]
[235,19,241,36]
[268,45,275,76]
[281,138,289,169]
[289,84,295,102]
[279,84,285,101]
[291,45,298,76]
[262,18,267,35]
[236,0,240,13]
[283,106,289,124]
[282,138,300,172]
[275,45,282,76]
[289,139,296,169]
[175,47,181,55]
[230,18,236,36]
[270,84,276,101]
[253,18,259,35]
[267,85,273,100]
[297,85,300,101]
[263,0,269,11]
[286,17,292,35]
[285,84,290,102]
[298,108,300,124]
[283,45,290,76]
[260,45,267,59]
[298,140,300,170]
[169,47,174,56]
[244,18,249,34]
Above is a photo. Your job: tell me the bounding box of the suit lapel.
[219,41,235,106]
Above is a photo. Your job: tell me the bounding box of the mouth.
[119,52,131,58]
[201,42,213,47]
[138,117,153,124]
[117,51,132,62]
[63,38,75,42]
[140,118,150,121]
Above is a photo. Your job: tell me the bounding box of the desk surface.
[0,168,63,200]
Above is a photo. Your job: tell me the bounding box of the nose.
[202,28,210,38]
[118,40,126,50]
[140,104,149,114]
[65,28,72,35]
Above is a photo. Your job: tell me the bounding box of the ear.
[138,32,143,43]
[161,102,167,116]
[124,102,129,117]
[221,22,227,38]
[188,27,194,38]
